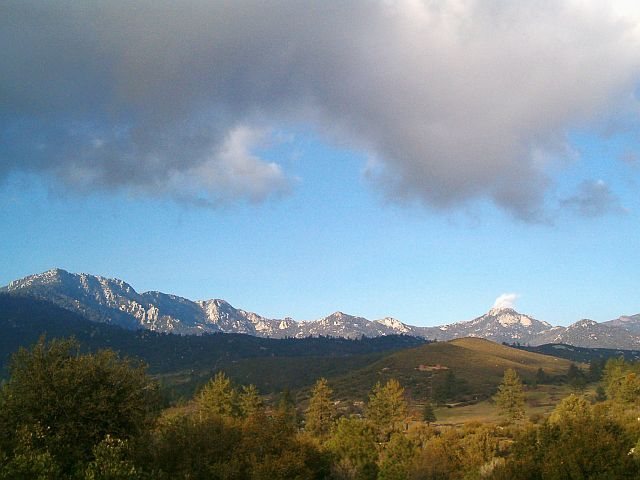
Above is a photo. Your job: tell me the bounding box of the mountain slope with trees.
[0,294,426,396]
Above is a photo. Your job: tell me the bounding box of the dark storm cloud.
[1,1,639,215]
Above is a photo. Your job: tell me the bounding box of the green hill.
[326,337,575,403]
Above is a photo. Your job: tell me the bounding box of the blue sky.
[2,1,640,327]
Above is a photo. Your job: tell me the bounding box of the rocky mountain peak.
[570,319,598,328]
[376,317,410,332]
[4,269,640,349]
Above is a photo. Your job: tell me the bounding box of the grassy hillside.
[325,337,575,403]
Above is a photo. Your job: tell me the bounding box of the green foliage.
[595,385,607,402]
[366,379,408,443]
[196,371,239,419]
[409,429,463,480]
[147,412,242,479]
[409,424,503,480]
[239,384,264,418]
[422,403,436,424]
[0,337,159,474]
[325,417,378,480]
[149,406,328,480]
[534,367,550,385]
[432,370,464,404]
[237,411,328,480]
[304,378,336,440]
[83,436,141,480]
[548,394,591,425]
[494,404,639,479]
[494,368,525,422]
[277,388,298,427]
[603,357,640,404]
[458,424,502,476]
[0,425,60,480]
[377,433,417,480]
[566,363,587,392]
[588,357,606,382]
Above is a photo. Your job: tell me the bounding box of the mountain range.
[3,268,640,349]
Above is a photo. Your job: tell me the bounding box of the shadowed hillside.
[0,294,426,397]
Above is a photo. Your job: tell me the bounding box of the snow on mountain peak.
[375,317,410,332]
[5,269,640,349]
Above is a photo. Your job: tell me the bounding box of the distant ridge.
[3,269,640,349]
[2,269,418,338]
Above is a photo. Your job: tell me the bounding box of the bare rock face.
[5,269,640,349]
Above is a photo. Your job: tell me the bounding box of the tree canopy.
[0,337,159,474]
[494,368,525,422]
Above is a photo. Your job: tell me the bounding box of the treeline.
[513,342,640,364]
[2,337,640,478]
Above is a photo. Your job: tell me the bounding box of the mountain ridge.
[3,268,640,349]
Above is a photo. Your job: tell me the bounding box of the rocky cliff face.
[5,269,640,349]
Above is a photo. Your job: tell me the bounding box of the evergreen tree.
[304,378,336,440]
[422,403,436,424]
[239,384,263,418]
[325,417,378,480]
[494,368,525,422]
[196,371,239,419]
[377,433,417,480]
[567,363,587,392]
[535,367,549,385]
[588,358,605,382]
[277,388,298,426]
[366,379,408,443]
[594,385,607,402]
[494,397,639,479]
[434,370,455,403]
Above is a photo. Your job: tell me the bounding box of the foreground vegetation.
[2,337,640,479]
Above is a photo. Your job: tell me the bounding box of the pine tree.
[277,388,298,426]
[567,363,587,392]
[239,384,263,418]
[494,368,525,422]
[378,432,417,480]
[422,403,436,424]
[325,418,378,480]
[366,379,408,442]
[196,371,238,419]
[433,370,457,403]
[535,367,548,385]
[304,378,336,440]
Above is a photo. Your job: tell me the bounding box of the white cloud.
[492,293,519,310]
[2,1,640,215]
[164,126,290,206]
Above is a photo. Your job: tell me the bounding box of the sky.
[1,0,640,327]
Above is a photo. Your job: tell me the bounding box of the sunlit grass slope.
[328,337,575,402]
